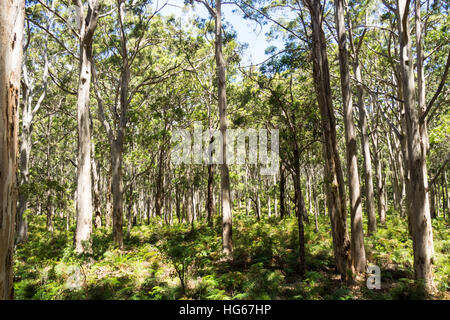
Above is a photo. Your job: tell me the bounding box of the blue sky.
[158,0,284,66]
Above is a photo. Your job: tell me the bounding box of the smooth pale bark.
[214,0,232,256]
[415,0,434,258]
[396,0,434,289]
[415,0,428,154]
[304,0,352,282]
[73,0,100,254]
[0,0,24,300]
[112,0,128,248]
[334,0,366,273]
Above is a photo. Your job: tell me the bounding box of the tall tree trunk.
[0,0,24,299]
[215,0,232,256]
[415,0,434,258]
[304,0,352,282]
[397,0,434,289]
[335,0,366,273]
[73,0,100,254]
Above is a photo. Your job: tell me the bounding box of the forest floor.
[13,209,449,300]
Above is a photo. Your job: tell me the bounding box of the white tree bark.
[396,0,434,289]
[0,0,24,300]
[73,0,100,254]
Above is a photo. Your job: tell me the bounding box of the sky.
[157,0,284,66]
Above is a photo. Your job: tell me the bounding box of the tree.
[304,0,352,282]
[395,0,434,289]
[334,0,366,273]
[72,0,100,254]
[346,10,377,232]
[194,0,233,256]
[0,0,24,300]
[16,6,53,243]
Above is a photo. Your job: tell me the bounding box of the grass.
[13,209,449,300]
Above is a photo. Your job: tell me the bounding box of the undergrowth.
[13,210,449,300]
